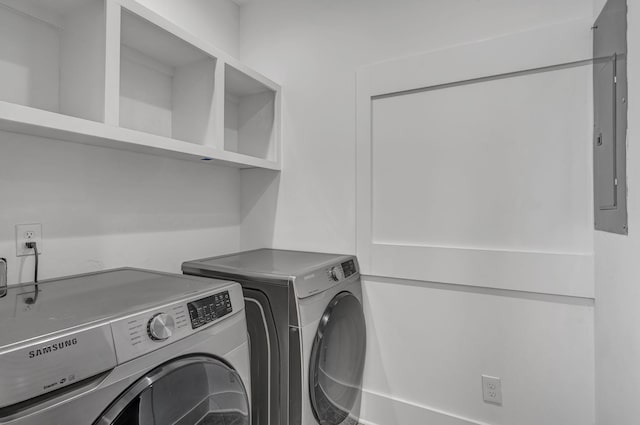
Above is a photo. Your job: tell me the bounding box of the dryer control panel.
[294,256,360,299]
[341,259,357,278]
[327,259,358,282]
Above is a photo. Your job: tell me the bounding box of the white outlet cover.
[482,375,503,405]
[16,224,43,256]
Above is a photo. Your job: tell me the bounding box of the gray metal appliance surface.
[183,249,366,425]
[0,268,251,425]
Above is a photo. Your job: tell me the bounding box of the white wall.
[239,0,595,254]
[0,134,240,282]
[593,1,639,425]
[363,277,594,425]
[0,0,242,284]
[238,1,596,424]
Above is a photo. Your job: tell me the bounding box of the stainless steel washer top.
[0,268,238,345]
[0,267,247,418]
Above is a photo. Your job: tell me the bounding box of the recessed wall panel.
[371,65,592,253]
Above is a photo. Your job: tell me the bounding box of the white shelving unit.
[0,0,282,170]
[225,63,279,161]
[0,0,106,122]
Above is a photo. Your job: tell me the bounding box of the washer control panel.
[110,285,242,364]
[187,290,232,329]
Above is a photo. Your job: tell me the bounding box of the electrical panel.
[593,0,628,234]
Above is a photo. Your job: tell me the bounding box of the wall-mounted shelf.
[0,0,106,122]
[0,101,280,169]
[0,0,282,170]
[225,63,279,161]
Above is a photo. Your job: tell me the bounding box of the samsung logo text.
[28,338,78,358]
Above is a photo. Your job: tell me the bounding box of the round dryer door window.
[309,291,366,425]
[94,355,249,425]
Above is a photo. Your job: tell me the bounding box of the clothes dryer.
[183,249,366,425]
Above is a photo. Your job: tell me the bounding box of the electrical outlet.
[482,375,502,405]
[16,224,43,256]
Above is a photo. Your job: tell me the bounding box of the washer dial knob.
[147,313,175,341]
[329,266,344,282]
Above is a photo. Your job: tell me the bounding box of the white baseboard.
[360,389,491,425]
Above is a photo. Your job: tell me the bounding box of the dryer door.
[94,355,249,425]
[309,292,366,425]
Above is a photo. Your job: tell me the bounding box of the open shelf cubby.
[0,0,106,122]
[119,8,218,146]
[225,64,277,161]
[0,0,281,170]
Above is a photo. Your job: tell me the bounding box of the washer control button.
[147,313,175,341]
[329,266,344,282]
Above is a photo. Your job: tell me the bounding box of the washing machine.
[182,249,366,425]
[0,268,251,425]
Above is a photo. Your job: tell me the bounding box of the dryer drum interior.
[95,355,250,425]
[309,292,366,425]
